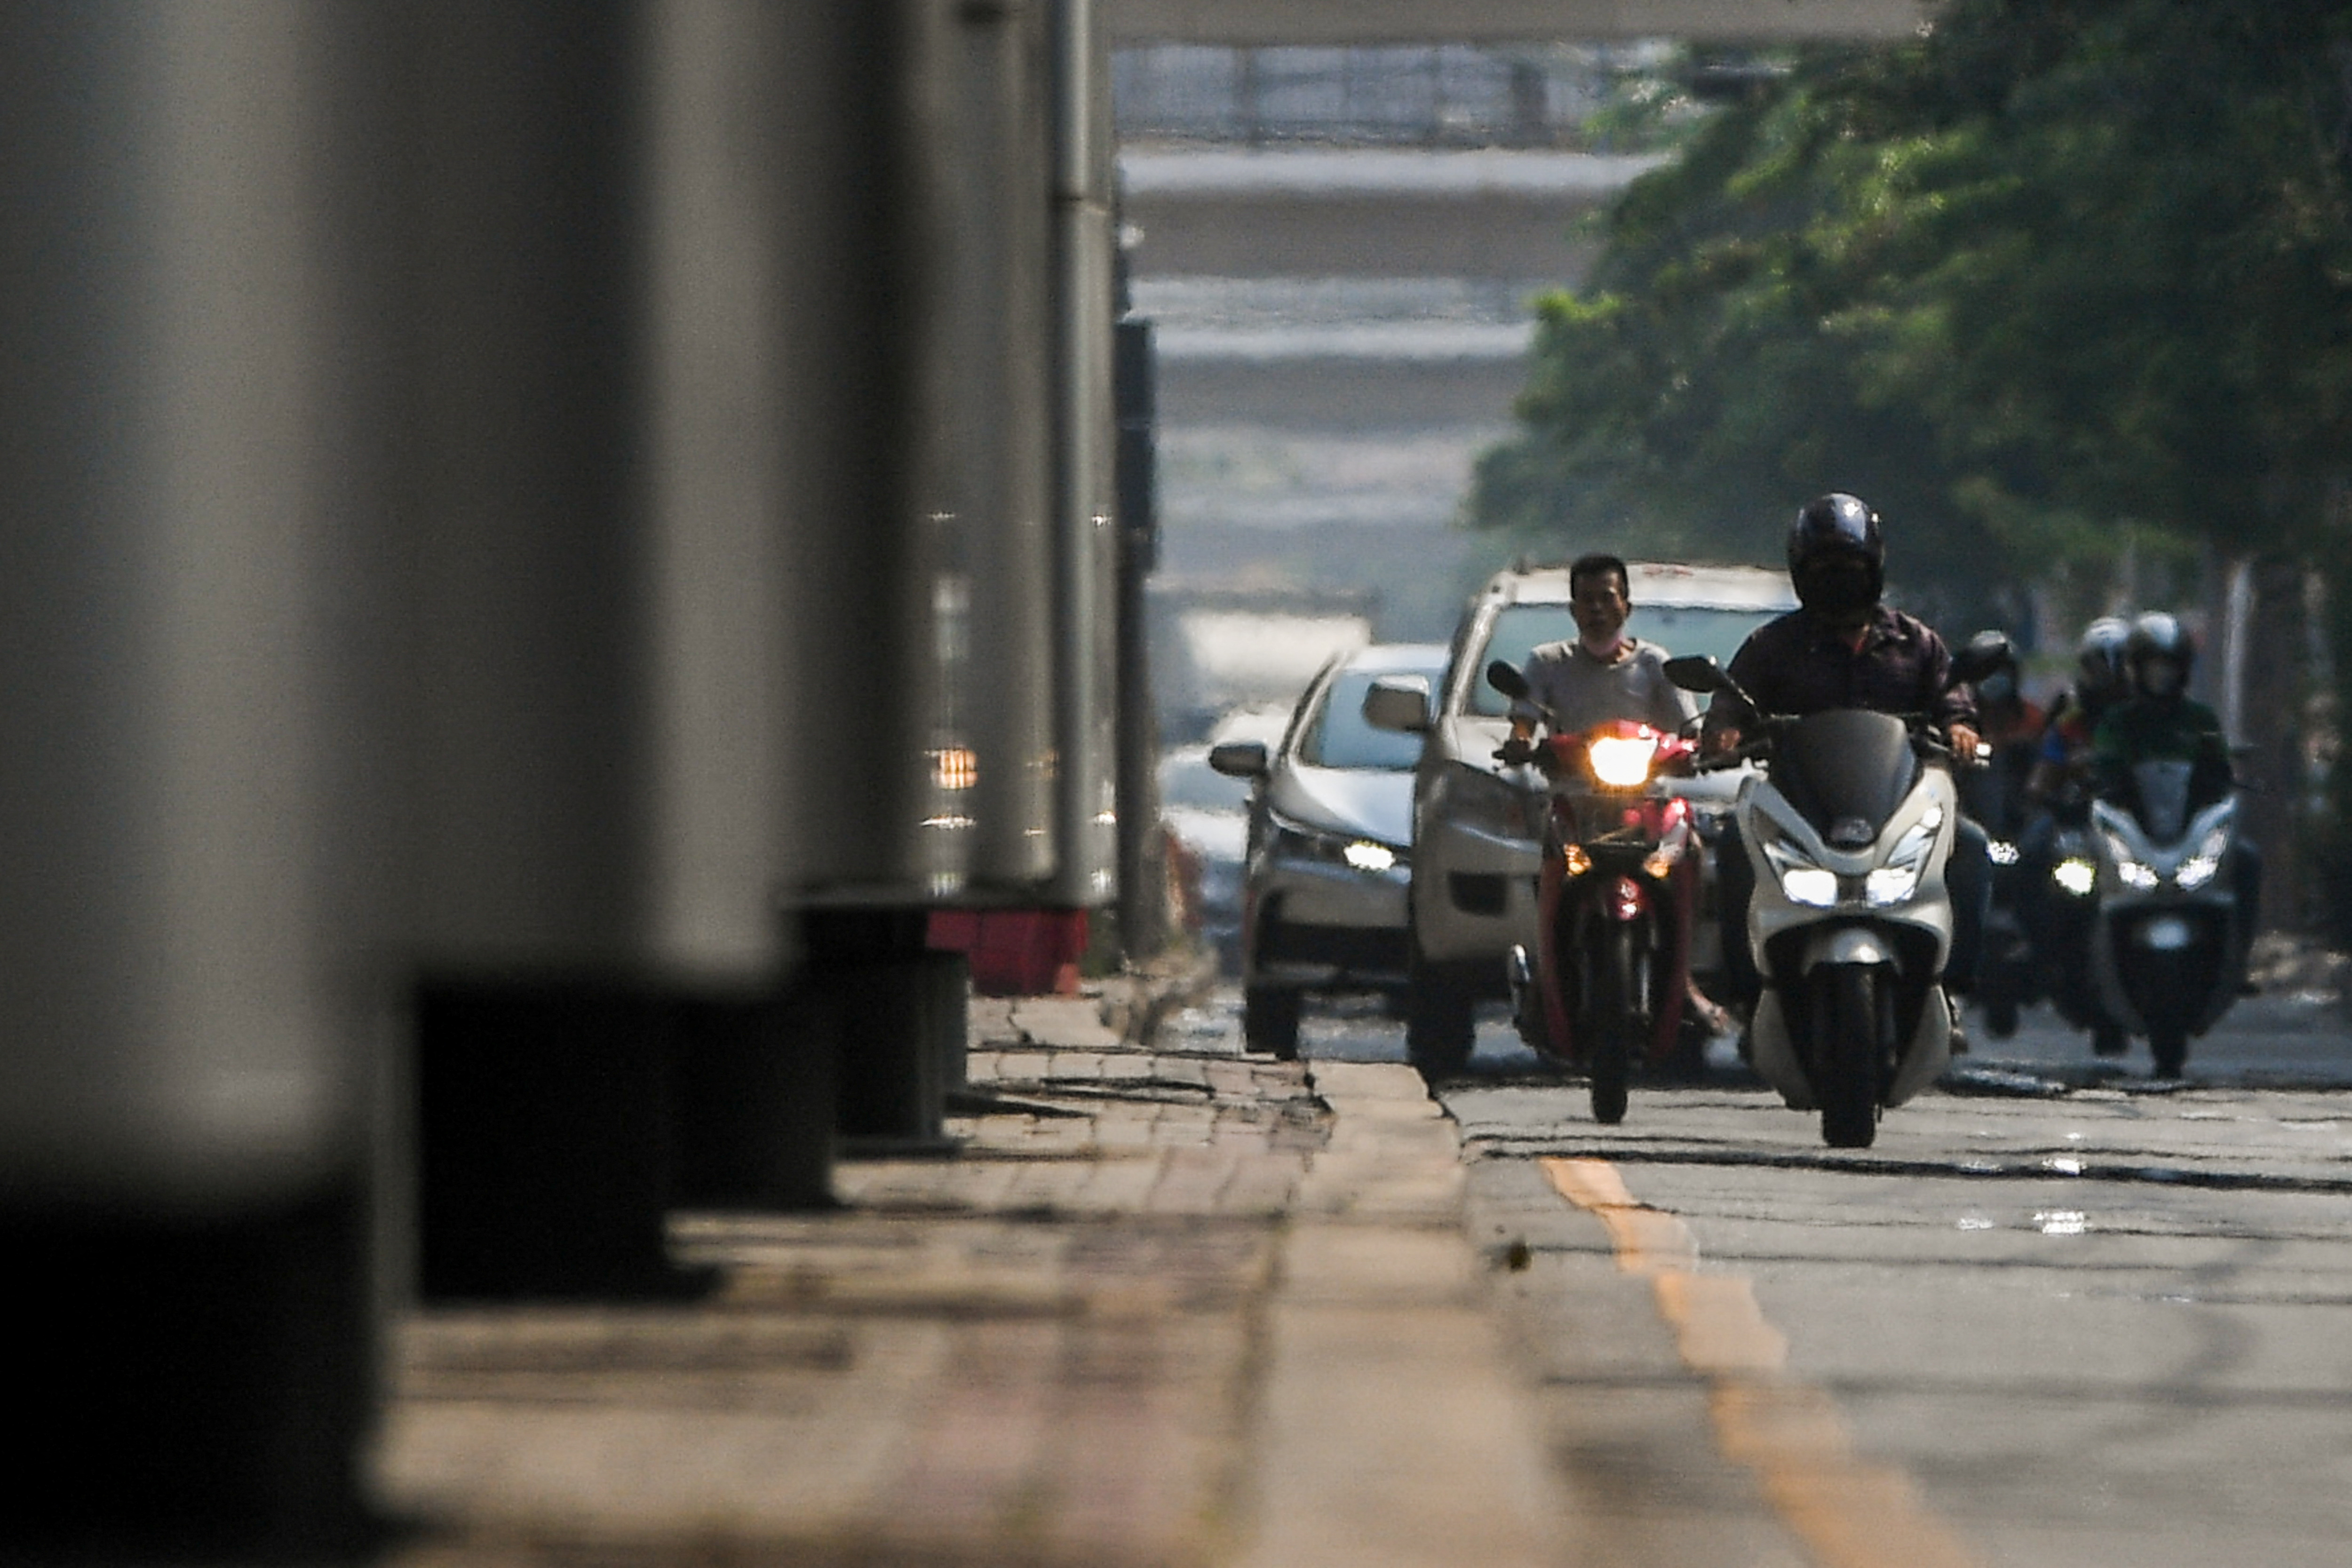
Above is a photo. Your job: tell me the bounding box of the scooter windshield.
[2130,759,2194,844]
[1770,710,1921,845]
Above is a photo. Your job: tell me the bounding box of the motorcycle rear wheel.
[1812,964,1882,1149]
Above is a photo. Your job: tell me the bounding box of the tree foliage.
[1470,0,2352,633]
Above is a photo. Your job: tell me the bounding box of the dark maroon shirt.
[1702,605,1976,740]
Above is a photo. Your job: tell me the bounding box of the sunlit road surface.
[1171,983,2352,1568]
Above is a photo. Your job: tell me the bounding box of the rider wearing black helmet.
[2090,611,2264,947]
[1701,493,1991,1031]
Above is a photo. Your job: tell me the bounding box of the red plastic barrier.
[927,908,1089,996]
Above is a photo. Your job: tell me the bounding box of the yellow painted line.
[1542,1157,1983,1568]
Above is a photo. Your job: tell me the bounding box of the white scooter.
[1667,655,1980,1148]
[2087,758,2248,1077]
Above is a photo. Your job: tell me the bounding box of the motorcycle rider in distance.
[1963,629,2044,842]
[2027,615,2134,814]
[2092,612,2263,931]
[1496,552,1693,764]
[1495,552,1720,1032]
[2014,615,2135,1017]
[1700,493,1989,1041]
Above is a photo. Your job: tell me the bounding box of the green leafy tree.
[1474,0,2352,929]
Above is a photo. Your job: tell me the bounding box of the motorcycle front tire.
[1583,926,1636,1125]
[1812,963,1883,1149]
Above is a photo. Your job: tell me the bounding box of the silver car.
[1365,561,1796,1076]
[1210,642,1448,1058]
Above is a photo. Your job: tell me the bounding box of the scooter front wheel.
[1812,963,1882,1149]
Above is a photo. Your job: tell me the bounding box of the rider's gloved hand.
[1494,735,1537,767]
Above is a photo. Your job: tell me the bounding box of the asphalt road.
[1178,979,2352,1567]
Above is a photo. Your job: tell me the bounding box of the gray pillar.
[0,5,401,1552]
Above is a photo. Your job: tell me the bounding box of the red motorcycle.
[1488,661,1702,1124]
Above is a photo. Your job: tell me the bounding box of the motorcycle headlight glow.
[1343,840,1396,873]
[1764,836,1837,908]
[1864,811,1942,907]
[2100,829,2158,891]
[1587,734,1658,789]
[2053,857,2097,897]
[2174,825,2230,891]
[1987,838,2020,866]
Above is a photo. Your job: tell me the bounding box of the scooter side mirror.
[1663,654,1732,695]
[1485,660,1530,701]
[1948,643,2006,686]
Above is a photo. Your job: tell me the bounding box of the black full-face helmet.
[2127,611,2194,699]
[1787,492,1885,620]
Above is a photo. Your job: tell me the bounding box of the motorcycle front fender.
[1798,924,1899,974]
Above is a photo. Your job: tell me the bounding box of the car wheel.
[1406,943,1476,1082]
[1243,985,1303,1060]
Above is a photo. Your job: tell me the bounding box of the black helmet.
[1787,493,1884,618]
[2126,611,2193,697]
[2076,616,2131,697]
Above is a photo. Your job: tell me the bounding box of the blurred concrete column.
[404,1,832,1297]
[0,4,403,1553]
[1048,0,1124,911]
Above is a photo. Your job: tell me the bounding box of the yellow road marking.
[1542,1157,1983,1568]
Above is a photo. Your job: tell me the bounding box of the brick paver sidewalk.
[375,982,1573,1567]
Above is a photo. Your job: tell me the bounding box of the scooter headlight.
[2100,829,2158,891]
[1764,836,1837,908]
[1587,733,1659,789]
[2052,857,2097,897]
[1342,840,1397,873]
[2174,825,2230,891]
[1987,838,2020,866]
[1863,809,1942,907]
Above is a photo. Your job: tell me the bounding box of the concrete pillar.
[0,5,402,1552]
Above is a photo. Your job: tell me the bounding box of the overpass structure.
[1106,0,1937,44]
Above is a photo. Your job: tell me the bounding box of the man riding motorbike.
[1700,493,1989,1045]
[1962,629,2043,840]
[2028,615,2134,812]
[2092,612,2262,928]
[2015,615,2135,1036]
[1497,552,1694,757]
[1496,552,1723,1036]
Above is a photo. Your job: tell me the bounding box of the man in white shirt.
[1496,552,1724,1037]
[1500,553,1693,756]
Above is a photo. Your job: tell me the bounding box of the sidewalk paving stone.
[373,975,1580,1567]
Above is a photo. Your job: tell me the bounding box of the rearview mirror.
[1207,740,1269,779]
[1362,675,1431,734]
[1663,654,1731,695]
[1485,659,1529,701]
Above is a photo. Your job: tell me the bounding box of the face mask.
[1797,557,1876,621]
